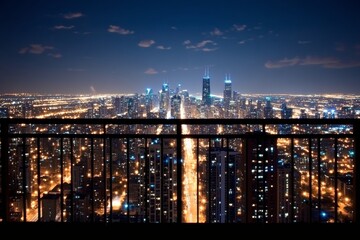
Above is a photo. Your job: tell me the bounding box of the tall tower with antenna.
[223,74,232,107]
[202,67,211,106]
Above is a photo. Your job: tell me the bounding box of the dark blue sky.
[1,0,360,95]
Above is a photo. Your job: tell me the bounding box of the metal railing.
[0,118,359,223]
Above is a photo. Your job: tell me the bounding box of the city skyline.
[1,0,360,95]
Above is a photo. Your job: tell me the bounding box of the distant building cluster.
[0,72,357,223]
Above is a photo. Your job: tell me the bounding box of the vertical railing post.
[176,121,182,223]
[22,137,27,222]
[245,138,249,223]
[290,138,295,223]
[144,138,148,223]
[90,138,94,222]
[37,138,41,221]
[60,137,64,222]
[309,138,312,223]
[126,137,130,222]
[109,138,113,223]
[317,137,321,222]
[354,122,360,223]
[1,120,9,222]
[334,138,338,223]
[208,138,211,223]
[70,138,74,222]
[196,138,199,223]
[102,124,107,222]
[160,137,164,222]
[226,139,229,223]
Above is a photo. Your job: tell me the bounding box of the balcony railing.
[0,118,359,223]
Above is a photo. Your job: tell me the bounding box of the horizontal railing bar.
[7,133,354,139]
[1,118,359,125]
[181,134,353,139]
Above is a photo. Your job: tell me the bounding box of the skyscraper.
[145,88,153,115]
[202,68,211,106]
[114,96,127,116]
[277,163,301,223]
[264,97,274,119]
[159,83,170,118]
[128,97,138,118]
[148,139,177,223]
[240,133,278,223]
[0,107,9,118]
[210,147,240,223]
[279,102,292,134]
[170,94,181,119]
[223,74,232,107]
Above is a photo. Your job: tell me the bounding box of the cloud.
[265,57,300,68]
[196,40,216,48]
[233,24,247,31]
[156,45,171,50]
[54,25,74,30]
[185,40,218,52]
[202,48,218,52]
[108,25,134,35]
[19,44,54,55]
[64,12,84,19]
[298,40,311,45]
[238,40,246,45]
[183,40,191,45]
[210,27,223,36]
[138,40,155,48]
[171,26,177,30]
[48,53,62,58]
[144,68,158,75]
[265,56,360,69]
[300,56,338,66]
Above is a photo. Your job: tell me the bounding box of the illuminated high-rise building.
[277,163,301,223]
[299,109,307,119]
[223,74,232,107]
[159,83,170,118]
[175,84,181,95]
[148,139,177,223]
[240,133,278,223]
[281,103,293,119]
[264,97,273,119]
[202,68,211,106]
[145,88,153,115]
[279,103,292,134]
[323,108,336,119]
[114,96,127,116]
[0,107,9,118]
[128,97,138,118]
[170,94,181,119]
[210,147,240,223]
[233,90,239,102]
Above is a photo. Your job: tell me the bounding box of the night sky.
[1,0,360,95]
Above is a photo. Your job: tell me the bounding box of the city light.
[181,98,205,223]
[0,90,357,223]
